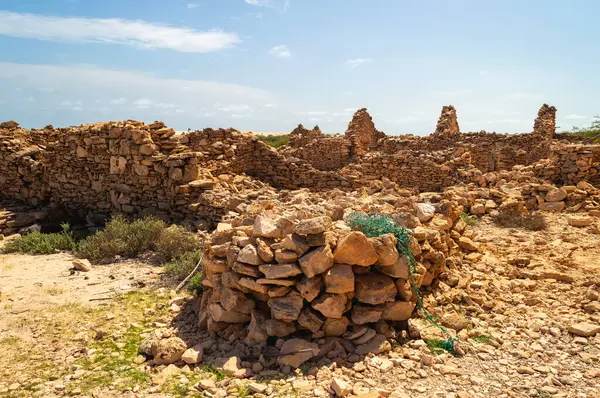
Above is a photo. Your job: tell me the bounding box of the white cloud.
[187,3,199,8]
[309,117,321,122]
[564,114,587,120]
[479,70,489,75]
[269,45,291,58]
[297,111,328,116]
[217,104,253,112]
[133,98,153,109]
[507,92,542,102]
[343,108,357,113]
[346,58,372,68]
[264,103,277,108]
[0,11,240,53]
[244,0,290,12]
[110,98,127,105]
[0,62,270,125]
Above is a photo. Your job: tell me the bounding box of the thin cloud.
[244,0,291,13]
[564,114,587,120]
[269,45,291,58]
[0,11,240,53]
[0,62,270,122]
[346,58,372,68]
[217,104,253,112]
[187,3,199,8]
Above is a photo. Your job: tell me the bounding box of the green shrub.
[1,223,77,254]
[77,215,200,263]
[188,272,203,294]
[156,225,200,262]
[258,134,290,148]
[164,250,203,279]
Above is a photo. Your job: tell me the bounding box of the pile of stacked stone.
[196,198,479,366]
[520,181,600,213]
[433,105,460,137]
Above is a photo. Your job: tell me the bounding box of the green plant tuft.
[460,212,478,226]
[187,272,204,294]
[164,250,202,279]
[1,223,77,254]
[77,215,200,263]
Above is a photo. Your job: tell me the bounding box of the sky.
[0,0,599,135]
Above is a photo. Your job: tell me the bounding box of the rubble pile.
[193,194,479,368]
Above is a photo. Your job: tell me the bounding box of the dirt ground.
[0,212,599,398]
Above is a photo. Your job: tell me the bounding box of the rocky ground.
[0,212,599,398]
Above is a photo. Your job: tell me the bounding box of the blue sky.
[0,0,598,134]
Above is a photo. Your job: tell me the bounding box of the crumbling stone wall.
[434,105,460,136]
[353,150,473,192]
[345,108,384,156]
[284,137,352,171]
[534,144,600,186]
[533,104,557,139]
[288,124,323,148]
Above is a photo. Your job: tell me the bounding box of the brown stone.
[298,308,324,333]
[297,276,322,302]
[278,339,320,368]
[268,291,303,321]
[457,237,479,252]
[209,303,251,323]
[275,249,298,263]
[282,233,310,256]
[324,264,355,293]
[246,310,269,344]
[322,316,349,337]
[334,232,378,266]
[220,288,255,314]
[379,301,415,321]
[153,337,187,365]
[264,319,296,337]
[354,333,391,356]
[298,246,334,278]
[351,306,383,324]
[355,273,397,305]
[312,293,347,318]
[376,256,409,278]
[371,234,399,266]
[237,244,263,265]
[259,263,302,279]
[294,216,332,236]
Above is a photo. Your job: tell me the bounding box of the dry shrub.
[492,208,548,231]
[77,215,200,263]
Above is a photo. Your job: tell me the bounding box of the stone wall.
[534,144,600,186]
[533,104,557,139]
[433,105,460,136]
[344,108,384,156]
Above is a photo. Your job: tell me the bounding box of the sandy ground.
[0,212,599,397]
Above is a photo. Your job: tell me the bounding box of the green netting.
[346,211,459,356]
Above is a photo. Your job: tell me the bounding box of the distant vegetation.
[258,134,290,148]
[564,115,600,142]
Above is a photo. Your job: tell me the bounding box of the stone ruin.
[3,102,600,237]
[433,105,460,136]
[4,101,600,370]
[344,108,383,156]
[533,103,557,139]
